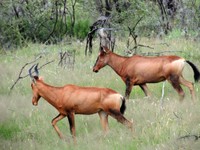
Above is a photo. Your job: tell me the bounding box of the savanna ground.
[1,36,200,150]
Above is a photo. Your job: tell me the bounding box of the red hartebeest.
[93,46,200,101]
[29,64,132,143]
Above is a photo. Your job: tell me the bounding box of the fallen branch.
[137,44,154,49]
[173,112,182,120]
[141,50,183,56]
[128,44,154,52]
[10,59,54,91]
[178,134,200,141]
[58,51,75,69]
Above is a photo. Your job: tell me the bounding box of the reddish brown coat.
[93,47,200,101]
[30,76,132,143]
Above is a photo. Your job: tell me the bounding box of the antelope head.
[93,46,110,73]
[29,64,41,106]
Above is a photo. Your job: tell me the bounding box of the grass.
[0,37,200,149]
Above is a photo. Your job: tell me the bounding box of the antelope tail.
[186,60,200,82]
[120,96,126,115]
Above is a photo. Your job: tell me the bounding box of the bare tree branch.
[10,58,54,91]
[45,1,59,42]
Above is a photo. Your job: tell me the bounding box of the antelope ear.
[31,76,38,84]
[39,76,44,81]
[102,46,110,53]
[33,76,39,80]
[100,46,104,52]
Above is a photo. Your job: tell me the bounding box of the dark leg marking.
[168,75,185,101]
[108,109,132,129]
[125,78,133,99]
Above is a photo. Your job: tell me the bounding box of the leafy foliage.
[0,0,199,50]
[0,0,91,49]
[74,19,90,40]
[0,120,21,140]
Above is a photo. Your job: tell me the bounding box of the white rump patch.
[108,93,122,99]
[107,93,123,104]
[171,59,185,72]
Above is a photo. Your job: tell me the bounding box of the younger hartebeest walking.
[29,64,132,143]
[93,46,200,101]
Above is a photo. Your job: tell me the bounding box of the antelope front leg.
[52,114,66,139]
[139,84,151,97]
[125,78,133,100]
[67,112,76,144]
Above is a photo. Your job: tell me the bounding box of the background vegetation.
[0,0,200,149]
[1,37,200,149]
[0,0,200,49]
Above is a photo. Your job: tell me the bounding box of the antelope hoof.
[33,102,38,106]
[93,69,98,73]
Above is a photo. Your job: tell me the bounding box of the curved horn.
[34,63,39,77]
[29,64,36,79]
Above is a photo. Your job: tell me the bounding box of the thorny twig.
[10,58,54,91]
[127,16,155,54]
[10,56,42,90]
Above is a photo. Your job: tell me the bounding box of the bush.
[73,19,90,40]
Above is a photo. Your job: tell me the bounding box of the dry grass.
[0,37,200,149]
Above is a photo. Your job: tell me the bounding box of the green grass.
[0,120,21,140]
[0,38,200,149]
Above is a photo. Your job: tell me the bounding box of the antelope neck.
[107,53,127,76]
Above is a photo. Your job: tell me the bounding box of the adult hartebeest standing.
[29,64,132,143]
[93,46,200,101]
